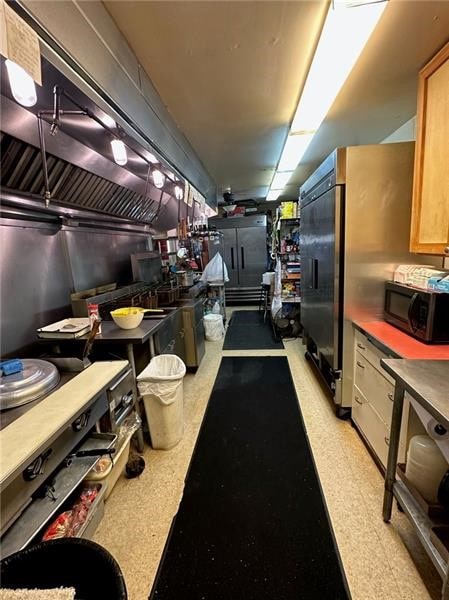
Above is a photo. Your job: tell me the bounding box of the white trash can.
[204,313,225,341]
[137,354,186,450]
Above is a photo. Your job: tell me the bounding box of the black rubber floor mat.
[223,310,284,350]
[150,356,350,600]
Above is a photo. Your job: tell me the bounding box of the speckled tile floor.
[94,307,441,600]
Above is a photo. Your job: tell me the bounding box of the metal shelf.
[1,432,116,558]
[394,480,447,578]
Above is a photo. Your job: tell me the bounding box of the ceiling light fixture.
[152,168,165,189]
[101,114,116,129]
[174,184,184,201]
[110,139,127,166]
[5,59,37,107]
[266,0,387,201]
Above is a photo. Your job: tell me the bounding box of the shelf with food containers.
[273,201,301,304]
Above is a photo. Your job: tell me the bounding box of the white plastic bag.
[271,257,282,317]
[203,313,225,341]
[200,252,229,283]
[137,355,186,449]
[137,355,186,406]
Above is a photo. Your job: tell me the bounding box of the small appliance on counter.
[384,281,449,343]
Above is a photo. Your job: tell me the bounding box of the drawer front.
[354,330,395,385]
[354,353,395,425]
[352,387,390,468]
[353,385,407,467]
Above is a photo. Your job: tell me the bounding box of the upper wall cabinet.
[410,41,449,256]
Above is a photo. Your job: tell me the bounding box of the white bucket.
[203,313,225,341]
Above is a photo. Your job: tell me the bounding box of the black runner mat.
[223,310,284,350]
[150,356,350,600]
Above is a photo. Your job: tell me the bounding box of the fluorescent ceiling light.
[267,190,282,201]
[5,60,37,107]
[266,0,387,200]
[271,171,294,190]
[110,139,127,165]
[278,133,315,172]
[291,1,386,133]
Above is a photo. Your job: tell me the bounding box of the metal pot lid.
[0,359,60,410]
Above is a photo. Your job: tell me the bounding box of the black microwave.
[384,281,449,344]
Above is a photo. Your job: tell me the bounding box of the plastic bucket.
[203,313,224,341]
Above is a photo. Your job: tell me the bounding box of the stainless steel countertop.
[41,317,169,345]
[381,359,449,429]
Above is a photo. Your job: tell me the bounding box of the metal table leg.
[126,343,145,453]
[383,382,405,522]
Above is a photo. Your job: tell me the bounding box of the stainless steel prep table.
[381,359,449,599]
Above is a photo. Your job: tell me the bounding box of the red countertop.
[353,320,449,360]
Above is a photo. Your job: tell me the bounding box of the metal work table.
[381,359,449,598]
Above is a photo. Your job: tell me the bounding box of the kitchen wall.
[0,217,150,357]
[382,117,416,143]
[17,0,217,208]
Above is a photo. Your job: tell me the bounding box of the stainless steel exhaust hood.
[0,55,199,231]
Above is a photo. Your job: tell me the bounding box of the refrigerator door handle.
[308,258,318,289]
[230,247,235,269]
[241,247,245,269]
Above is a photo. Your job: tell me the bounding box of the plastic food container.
[406,435,449,503]
[84,437,131,499]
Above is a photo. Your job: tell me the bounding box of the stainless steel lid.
[0,359,60,410]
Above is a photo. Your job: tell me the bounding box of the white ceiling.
[104,0,449,204]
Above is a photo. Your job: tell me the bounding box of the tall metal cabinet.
[208,215,267,303]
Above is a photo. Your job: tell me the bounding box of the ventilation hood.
[0,55,203,232]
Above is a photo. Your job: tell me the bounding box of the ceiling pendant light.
[5,59,37,107]
[174,184,183,200]
[152,168,165,189]
[110,139,127,165]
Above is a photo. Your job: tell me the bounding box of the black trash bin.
[0,538,127,599]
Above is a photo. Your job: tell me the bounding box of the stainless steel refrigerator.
[209,214,267,303]
[299,142,428,416]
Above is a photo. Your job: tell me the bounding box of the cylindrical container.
[88,303,102,334]
[405,435,449,503]
[137,355,186,450]
[203,314,224,341]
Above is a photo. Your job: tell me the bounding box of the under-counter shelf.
[1,432,116,558]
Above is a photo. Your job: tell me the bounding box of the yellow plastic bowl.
[110,307,144,330]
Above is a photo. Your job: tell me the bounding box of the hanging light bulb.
[5,60,37,107]
[174,184,183,200]
[152,168,165,189]
[110,139,127,165]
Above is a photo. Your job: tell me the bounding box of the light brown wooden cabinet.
[410,41,449,256]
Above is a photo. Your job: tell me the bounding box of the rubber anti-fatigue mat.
[150,356,350,600]
[222,310,284,350]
